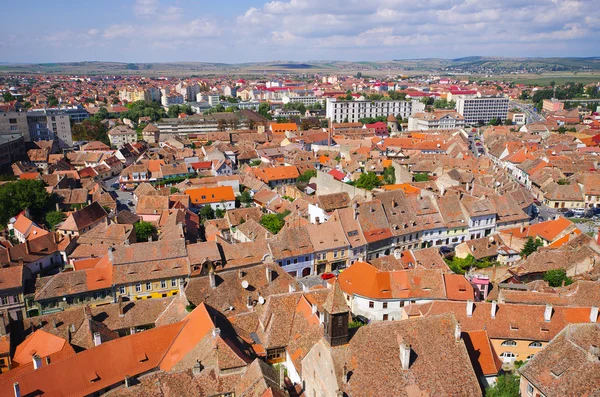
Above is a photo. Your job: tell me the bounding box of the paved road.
[510,101,545,124]
[102,176,137,213]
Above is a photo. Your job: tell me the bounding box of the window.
[171,279,177,287]
[135,284,142,292]
[334,250,338,258]
[500,352,515,359]
[119,286,125,294]
[9,118,17,124]
[383,302,388,309]
[369,301,374,308]
[526,354,535,361]
[501,340,517,346]
[529,341,542,348]
[161,280,167,289]
[146,282,152,291]
[383,314,388,321]
[0,296,7,305]
[527,383,534,396]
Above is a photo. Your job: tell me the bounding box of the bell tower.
[323,281,349,346]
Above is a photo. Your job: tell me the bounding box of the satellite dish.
[258,296,265,305]
[241,280,249,289]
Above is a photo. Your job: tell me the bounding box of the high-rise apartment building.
[454,95,509,124]
[325,98,425,123]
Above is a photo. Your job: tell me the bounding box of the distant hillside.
[1,57,599,76]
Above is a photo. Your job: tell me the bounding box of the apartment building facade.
[455,96,509,124]
[326,98,425,123]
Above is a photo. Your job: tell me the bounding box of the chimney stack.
[399,341,411,370]
[52,319,57,328]
[265,267,273,283]
[13,382,20,397]
[24,240,30,255]
[466,300,474,317]
[119,297,125,317]
[289,284,296,293]
[93,332,102,346]
[212,328,221,338]
[588,345,600,362]
[247,295,253,309]
[491,300,498,319]
[455,322,462,342]
[590,306,599,323]
[32,355,42,370]
[209,269,216,289]
[125,376,132,388]
[544,304,553,322]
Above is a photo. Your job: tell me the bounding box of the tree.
[215,208,225,218]
[258,102,272,119]
[170,187,179,194]
[520,237,544,258]
[45,211,65,230]
[134,221,156,242]
[238,190,253,206]
[383,165,396,185]
[94,107,109,121]
[557,126,567,134]
[413,173,429,182]
[260,213,286,234]
[485,374,520,397]
[72,119,110,146]
[504,118,513,126]
[488,118,500,126]
[557,178,570,185]
[0,180,51,226]
[2,92,15,102]
[199,205,215,221]
[544,269,573,287]
[297,170,317,184]
[355,172,380,190]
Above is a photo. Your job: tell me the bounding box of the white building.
[161,94,184,107]
[407,110,466,130]
[326,98,425,123]
[455,95,509,125]
[282,95,321,106]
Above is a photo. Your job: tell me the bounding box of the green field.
[478,74,600,86]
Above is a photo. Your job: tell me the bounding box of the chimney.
[265,267,273,283]
[590,306,599,323]
[124,375,132,388]
[289,283,296,293]
[55,202,60,212]
[24,240,30,255]
[32,354,42,370]
[209,269,216,289]
[119,297,125,317]
[302,283,309,292]
[13,382,20,397]
[212,327,221,338]
[354,210,359,220]
[491,300,497,319]
[520,224,526,234]
[343,364,349,384]
[238,270,245,279]
[311,303,318,315]
[247,295,253,309]
[544,304,553,322]
[399,341,411,370]
[455,323,462,342]
[93,332,102,346]
[279,362,285,389]
[52,319,57,328]
[466,300,474,317]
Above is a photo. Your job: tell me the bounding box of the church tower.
[323,281,349,346]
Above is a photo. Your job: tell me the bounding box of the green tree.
[0,180,51,226]
[520,237,544,258]
[504,118,513,126]
[557,178,570,185]
[94,107,109,121]
[2,92,15,102]
[72,119,110,146]
[488,118,500,126]
[134,221,157,242]
[557,126,567,134]
[413,173,429,182]
[383,165,396,185]
[45,211,65,230]
[355,172,381,190]
[215,208,225,218]
[170,187,179,194]
[485,374,520,397]
[238,190,253,206]
[297,170,317,184]
[260,213,286,234]
[544,269,573,287]
[199,205,215,221]
[258,102,272,119]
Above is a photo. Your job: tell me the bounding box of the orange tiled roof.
[186,186,235,205]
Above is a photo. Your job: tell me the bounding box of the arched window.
[529,341,543,348]
[526,354,535,361]
[501,340,517,346]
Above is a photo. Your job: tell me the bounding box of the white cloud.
[134,0,159,17]
[87,28,99,36]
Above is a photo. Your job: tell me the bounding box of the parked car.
[320,273,335,280]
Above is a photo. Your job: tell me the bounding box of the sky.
[1,0,598,63]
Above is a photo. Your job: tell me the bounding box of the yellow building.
[306,218,350,274]
[116,277,182,300]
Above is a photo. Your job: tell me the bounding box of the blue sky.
[1,0,598,63]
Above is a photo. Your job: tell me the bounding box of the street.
[102,175,137,213]
[509,100,545,124]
